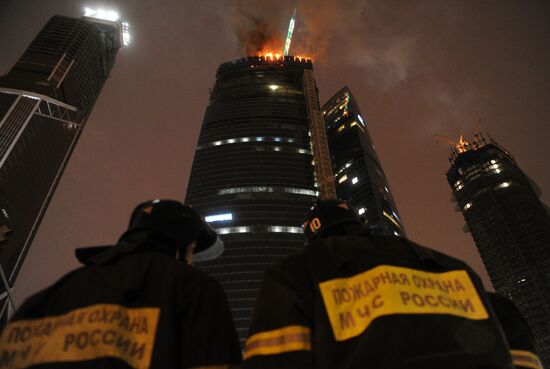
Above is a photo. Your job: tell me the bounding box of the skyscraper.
[447,133,550,365]
[322,87,404,236]
[186,55,320,344]
[0,12,127,318]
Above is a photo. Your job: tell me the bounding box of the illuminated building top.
[82,8,130,47]
[448,132,513,164]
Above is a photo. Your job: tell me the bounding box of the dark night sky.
[1,0,549,304]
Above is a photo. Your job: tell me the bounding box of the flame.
[257,51,312,62]
[456,134,469,153]
[258,51,282,60]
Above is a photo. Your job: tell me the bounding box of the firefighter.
[0,199,241,369]
[243,199,514,369]
[488,292,544,369]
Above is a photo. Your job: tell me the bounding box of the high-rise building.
[322,87,404,236]
[447,133,550,365]
[0,13,127,318]
[186,55,320,344]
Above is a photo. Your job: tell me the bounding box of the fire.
[456,134,469,153]
[257,51,312,62]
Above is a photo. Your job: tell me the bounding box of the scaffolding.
[303,69,336,200]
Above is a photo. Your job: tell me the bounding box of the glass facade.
[322,87,404,236]
[0,15,123,316]
[447,135,550,365]
[186,56,317,344]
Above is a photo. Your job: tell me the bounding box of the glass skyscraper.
[322,87,404,236]
[447,133,550,365]
[0,14,125,319]
[186,55,319,344]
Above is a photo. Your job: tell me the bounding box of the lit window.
[338,175,348,183]
[268,85,279,91]
[393,231,400,236]
[337,125,345,133]
[383,211,402,229]
[454,180,464,191]
[273,147,281,151]
[357,115,365,126]
[392,211,401,222]
[226,139,235,144]
[267,226,303,234]
[384,186,389,193]
[345,162,351,168]
[218,187,317,197]
[358,208,366,215]
[213,141,222,146]
[256,137,264,141]
[121,22,130,46]
[352,177,359,184]
[241,137,249,142]
[464,202,472,210]
[205,213,233,223]
[496,182,511,189]
[491,160,496,164]
[297,148,310,154]
[83,8,119,21]
[350,122,363,130]
[216,226,250,235]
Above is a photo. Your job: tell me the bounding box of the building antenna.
[283,8,297,56]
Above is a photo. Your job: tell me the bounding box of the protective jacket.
[488,293,543,369]
[0,233,241,369]
[243,229,513,369]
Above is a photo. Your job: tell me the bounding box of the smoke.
[235,12,278,56]
[226,0,492,132]
[230,2,285,56]
[227,0,417,86]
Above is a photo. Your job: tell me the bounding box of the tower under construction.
[447,133,550,365]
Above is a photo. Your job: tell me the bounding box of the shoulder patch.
[0,304,160,369]
[319,265,488,341]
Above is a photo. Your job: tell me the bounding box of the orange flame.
[257,51,312,62]
[456,134,469,153]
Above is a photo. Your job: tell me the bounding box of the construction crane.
[283,9,297,56]
[303,69,337,200]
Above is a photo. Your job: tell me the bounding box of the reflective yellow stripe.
[511,350,543,369]
[244,325,311,359]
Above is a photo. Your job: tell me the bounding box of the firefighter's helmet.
[302,199,363,241]
[126,199,223,261]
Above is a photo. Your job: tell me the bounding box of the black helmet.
[126,199,224,261]
[302,199,363,241]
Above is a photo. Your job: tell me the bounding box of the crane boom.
[283,8,297,56]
